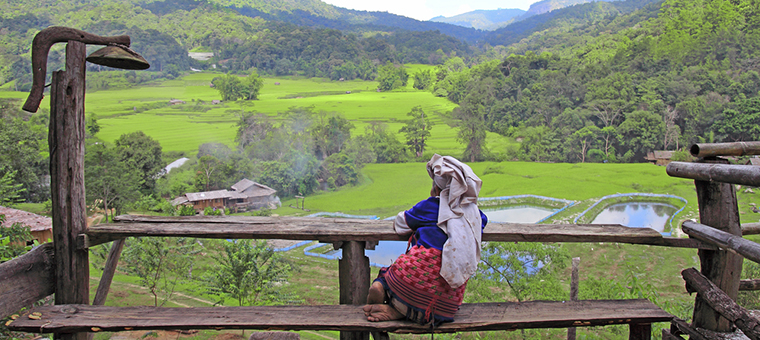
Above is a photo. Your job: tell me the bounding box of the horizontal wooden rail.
[740,279,760,291]
[0,243,55,319]
[79,215,714,249]
[682,220,760,264]
[667,162,760,187]
[691,142,760,158]
[744,223,760,236]
[7,300,672,334]
[682,268,760,339]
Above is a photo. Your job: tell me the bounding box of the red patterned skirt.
[375,245,467,325]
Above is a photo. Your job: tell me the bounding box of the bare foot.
[363,304,404,322]
[367,281,385,304]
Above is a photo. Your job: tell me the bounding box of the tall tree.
[85,142,143,220]
[376,62,409,91]
[114,131,164,194]
[399,106,434,158]
[454,101,488,162]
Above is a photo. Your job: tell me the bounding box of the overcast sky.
[321,0,539,21]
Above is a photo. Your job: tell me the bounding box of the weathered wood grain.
[682,268,760,340]
[92,239,125,306]
[667,162,760,187]
[7,300,672,334]
[0,243,55,319]
[669,318,708,340]
[683,220,760,264]
[82,215,713,249]
[690,175,743,333]
[339,241,370,340]
[50,40,89,340]
[744,223,760,236]
[740,279,760,291]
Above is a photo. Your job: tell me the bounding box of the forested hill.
[0,0,475,90]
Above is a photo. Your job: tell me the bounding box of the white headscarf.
[426,154,482,289]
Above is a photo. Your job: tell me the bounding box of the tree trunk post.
[92,239,126,306]
[50,40,89,340]
[568,257,580,340]
[691,159,743,332]
[339,241,370,340]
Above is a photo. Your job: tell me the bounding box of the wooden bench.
[7,299,672,335]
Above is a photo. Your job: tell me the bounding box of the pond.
[590,202,678,233]
[482,205,557,223]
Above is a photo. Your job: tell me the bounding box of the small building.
[0,206,53,244]
[645,151,675,166]
[169,99,186,105]
[174,179,280,214]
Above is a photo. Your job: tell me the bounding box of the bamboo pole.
[682,220,760,264]
[690,142,760,158]
[682,268,760,340]
[667,162,760,186]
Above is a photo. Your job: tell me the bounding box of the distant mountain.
[519,0,618,18]
[429,8,525,30]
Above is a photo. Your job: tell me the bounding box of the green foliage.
[0,214,34,263]
[121,237,200,306]
[178,204,196,216]
[0,169,25,207]
[399,106,434,158]
[0,113,49,202]
[473,242,569,302]
[203,206,222,216]
[85,142,143,219]
[376,62,409,91]
[412,69,435,90]
[211,72,264,101]
[114,131,164,194]
[203,240,297,306]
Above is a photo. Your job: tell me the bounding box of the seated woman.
[363,154,487,326]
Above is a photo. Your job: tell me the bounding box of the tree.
[399,106,434,158]
[195,155,221,191]
[0,116,48,202]
[359,122,407,163]
[204,239,296,307]
[121,237,199,306]
[412,69,434,90]
[236,112,273,149]
[0,169,24,207]
[569,126,601,163]
[212,72,264,101]
[712,97,760,142]
[619,110,666,160]
[86,113,100,137]
[475,242,569,303]
[114,131,164,194]
[85,143,143,221]
[376,62,409,91]
[454,101,488,162]
[311,114,354,159]
[521,126,557,162]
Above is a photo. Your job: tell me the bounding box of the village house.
[172,179,280,214]
[0,206,53,244]
[645,150,675,166]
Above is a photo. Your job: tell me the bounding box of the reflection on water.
[323,240,409,267]
[591,202,677,232]
[483,206,556,223]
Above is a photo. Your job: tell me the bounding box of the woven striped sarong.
[376,245,467,325]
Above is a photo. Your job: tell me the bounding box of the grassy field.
[0,66,511,156]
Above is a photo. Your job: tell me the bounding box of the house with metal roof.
[173,179,280,214]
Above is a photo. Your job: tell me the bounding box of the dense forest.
[2,0,760,205]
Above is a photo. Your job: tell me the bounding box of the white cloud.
[321,0,538,21]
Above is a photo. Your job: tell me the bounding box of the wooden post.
[339,241,370,340]
[629,323,651,340]
[92,239,125,305]
[691,159,743,332]
[567,257,580,340]
[50,40,89,340]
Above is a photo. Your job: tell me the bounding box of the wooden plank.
[82,216,714,249]
[7,300,672,334]
[690,175,743,332]
[568,257,580,340]
[0,243,55,319]
[667,162,760,187]
[682,220,760,264]
[339,241,369,340]
[92,239,125,306]
[682,268,760,340]
[741,279,760,291]
[50,40,89,340]
[670,318,708,340]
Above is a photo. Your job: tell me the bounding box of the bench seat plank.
[82,215,711,249]
[8,300,672,334]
